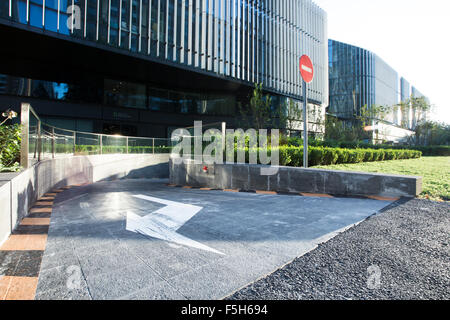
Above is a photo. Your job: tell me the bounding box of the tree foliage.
[0,124,21,171]
[325,115,371,142]
[411,120,450,146]
[238,83,273,130]
[326,95,435,144]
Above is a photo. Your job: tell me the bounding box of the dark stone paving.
[0,251,43,277]
[35,179,393,300]
[12,225,49,235]
[228,199,450,300]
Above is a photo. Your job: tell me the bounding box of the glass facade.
[328,39,399,120]
[328,39,428,131]
[0,0,329,105]
[0,73,237,117]
[411,86,429,126]
[399,77,411,127]
[400,77,410,103]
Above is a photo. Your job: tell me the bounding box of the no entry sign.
[300,55,314,83]
[299,54,314,169]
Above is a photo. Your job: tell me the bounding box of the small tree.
[325,115,364,142]
[239,83,272,130]
[279,98,302,136]
[413,120,450,146]
[394,96,432,129]
[357,104,390,126]
[410,96,432,124]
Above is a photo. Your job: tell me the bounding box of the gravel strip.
[227,198,450,300]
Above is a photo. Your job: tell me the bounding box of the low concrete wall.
[0,154,170,245]
[170,158,422,198]
[0,181,12,247]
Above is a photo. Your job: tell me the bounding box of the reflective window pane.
[44,1,58,32]
[29,0,43,28]
[104,79,147,109]
[0,0,9,19]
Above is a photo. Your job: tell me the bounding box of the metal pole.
[221,122,226,154]
[100,134,103,155]
[20,103,30,168]
[302,80,308,168]
[37,120,41,162]
[73,131,76,155]
[126,137,129,154]
[152,138,155,154]
[52,127,55,158]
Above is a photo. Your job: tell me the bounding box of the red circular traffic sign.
[299,55,314,83]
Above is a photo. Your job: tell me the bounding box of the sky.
[313,0,450,124]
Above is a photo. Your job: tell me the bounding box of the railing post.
[126,137,129,154]
[51,127,55,158]
[20,103,30,169]
[221,122,226,153]
[37,120,41,162]
[152,138,155,154]
[100,134,103,155]
[73,131,76,155]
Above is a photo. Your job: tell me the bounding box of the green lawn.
[314,156,450,201]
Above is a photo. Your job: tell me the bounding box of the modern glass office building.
[328,39,428,141]
[0,0,328,138]
[328,39,399,119]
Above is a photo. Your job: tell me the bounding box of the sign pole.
[299,54,313,169]
[302,80,308,168]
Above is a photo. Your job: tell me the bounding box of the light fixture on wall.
[0,109,18,126]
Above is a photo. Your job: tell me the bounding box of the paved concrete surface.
[0,154,169,249]
[228,199,450,300]
[35,179,394,300]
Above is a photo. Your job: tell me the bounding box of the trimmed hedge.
[234,146,422,167]
[407,146,450,156]
[338,144,449,157]
[74,145,173,155]
[302,138,449,157]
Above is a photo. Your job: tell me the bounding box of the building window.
[104,79,147,109]
[197,95,235,116]
[148,87,171,112]
[29,0,43,28]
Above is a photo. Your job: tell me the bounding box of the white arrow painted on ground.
[126,195,225,255]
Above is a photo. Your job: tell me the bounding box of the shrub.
[335,148,349,164]
[287,138,449,157]
[279,147,292,166]
[379,149,386,161]
[290,147,303,167]
[365,149,374,162]
[73,145,173,155]
[0,124,21,170]
[323,147,339,165]
[248,146,422,167]
[308,148,322,166]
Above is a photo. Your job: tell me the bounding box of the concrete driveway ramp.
[35,179,394,300]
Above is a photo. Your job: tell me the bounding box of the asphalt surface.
[228,198,450,300]
[35,179,393,300]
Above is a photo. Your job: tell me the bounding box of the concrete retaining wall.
[0,154,170,246]
[170,158,422,198]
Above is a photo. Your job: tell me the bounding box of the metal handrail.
[20,102,172,169]
[40,123,158,141]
